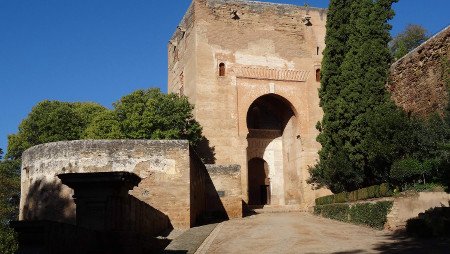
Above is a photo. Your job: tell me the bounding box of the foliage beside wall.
[315,183,392,206]
[314,201,394,230]
[0,225,17,254]
[406,206,450,238]
[0,156,20,254]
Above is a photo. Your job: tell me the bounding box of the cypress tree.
[312,0,354,193]
[310,0,398,192]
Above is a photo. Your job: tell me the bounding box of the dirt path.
[197,212,449,254]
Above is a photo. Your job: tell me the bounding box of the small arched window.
[219,63,226,76]
[315,69,321,82]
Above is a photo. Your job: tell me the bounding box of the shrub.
[406,207,450,238]
[349,201,393,229]
[314,204,350,222]
[315,195,334,206]
[315,201,394,230]
[404,183,445,192]
[0,225,17,254]
[315,183,393,205]
[379,183,391,196]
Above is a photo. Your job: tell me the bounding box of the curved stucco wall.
[20,140,191,225]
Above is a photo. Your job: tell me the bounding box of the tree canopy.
[84,88,203,146]
[7,88,205,160]
[390,24,428,60]
[6,101,107,160]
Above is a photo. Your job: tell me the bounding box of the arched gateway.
[168,0,330,210]
[246,94,298,206]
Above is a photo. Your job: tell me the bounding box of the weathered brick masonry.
[388,25,450,116]
[20,140,210,229]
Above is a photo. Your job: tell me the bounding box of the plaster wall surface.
[169,0,330,208]
[20,140,206,229]
[388,25,450,117]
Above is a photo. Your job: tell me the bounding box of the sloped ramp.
[164,223,218,254]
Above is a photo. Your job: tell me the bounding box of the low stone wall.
[314,191,450,231]
[20,140,200,229]
[106,195,171,236]
[205,164,242,219]
[386,192,450,231]
[388,25,450,117]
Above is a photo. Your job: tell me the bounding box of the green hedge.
[315,183,392,206]
[314,201,393,230]
[314,204,350,222]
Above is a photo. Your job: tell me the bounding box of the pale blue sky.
[0,0,449,152]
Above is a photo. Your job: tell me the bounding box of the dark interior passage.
[248,158,270,206]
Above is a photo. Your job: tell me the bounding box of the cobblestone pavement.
[196,212,450,254]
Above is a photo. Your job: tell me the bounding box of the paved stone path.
[165,223,218,254]
[194,212,450,254]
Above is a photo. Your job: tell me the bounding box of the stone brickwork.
[169,0,331,209]
[205,164,242,218]
[388,25,450,116]
[20,140,212,229]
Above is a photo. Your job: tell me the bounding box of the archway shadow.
[22,178,76,224]
[195,136,216,164]
[373,231,450,254]
[200,171,229,225]
[328,231,450,254]
[17,178,176,253]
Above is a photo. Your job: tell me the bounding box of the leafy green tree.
[85,88,203,146]
[0,160,20,224]
[310,0,398,193]
[73,102,109,129]
[390,158,425,187]
[0,158,20,254]
[390,24,428,60]
[6,101,107,160]
[83,111,125,139]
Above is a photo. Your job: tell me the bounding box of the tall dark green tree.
[312,0,354,192]
[310,0,398,192]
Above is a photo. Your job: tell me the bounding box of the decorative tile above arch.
[234,66,310,82]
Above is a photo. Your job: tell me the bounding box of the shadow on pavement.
[330,231,450,254]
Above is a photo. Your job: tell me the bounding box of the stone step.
[250,205,306,214]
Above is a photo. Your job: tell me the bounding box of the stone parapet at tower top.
[168,0,330,208]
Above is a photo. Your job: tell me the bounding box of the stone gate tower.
[168,0,329,208]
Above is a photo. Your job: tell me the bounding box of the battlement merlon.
[169,0,327,47]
